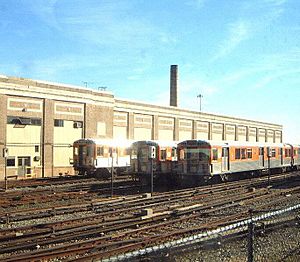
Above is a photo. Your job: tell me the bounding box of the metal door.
[78,145,86,166]
[18,156,30,176]
[279,148,283,165]
[222,147,229,172]
[259,147,264,167]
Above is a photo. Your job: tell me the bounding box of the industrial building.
[0,66,282,180]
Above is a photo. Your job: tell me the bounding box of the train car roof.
[131,140,178,147]
[178,139,285,148]
[74,138,134,147]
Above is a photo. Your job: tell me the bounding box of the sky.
[0,0,299,143]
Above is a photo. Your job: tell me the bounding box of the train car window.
[87,146,93,157]
[247,148,252,159]
[241,149,246,159]
[222,148,228,157]
[179,149,185,160]
[160,149,167,160]
[294,149,297,156]
[272,148,276,157]
[235,148,241,159]
[212,148,218,161]
[285,149,291,157]
[97,146,104,157]
[131,147,138,159]
[74,147,78,156]
[172,148,177,158]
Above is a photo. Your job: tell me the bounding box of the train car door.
[221,147,229,172]
[78,145,86,166]
[259,147,264,167]
[279,147,283,165]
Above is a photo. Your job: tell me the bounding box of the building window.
[7,157,15,167]
[31,118,42,126]
[18,157,31,167]
[54,119,64,127]
[35,145,39,152]
[7,116,41,126]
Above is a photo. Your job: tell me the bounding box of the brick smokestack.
[170,65,178,107]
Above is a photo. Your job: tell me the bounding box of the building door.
[18,156,31,176]
[259,147,264,167]
[222,147,229,172]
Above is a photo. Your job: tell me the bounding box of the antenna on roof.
[82,81,94,88]
[98,86,107,91]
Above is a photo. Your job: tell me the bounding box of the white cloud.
[212,0,287,62]
[212,20,251,61]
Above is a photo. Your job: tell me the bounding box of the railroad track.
[1,171,297,223]
[0,177,141,211]
[0,171,299,261]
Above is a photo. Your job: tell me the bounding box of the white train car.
[73,138,132,177]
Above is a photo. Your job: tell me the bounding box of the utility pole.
[110,149,114,197]
[197,94,203,112]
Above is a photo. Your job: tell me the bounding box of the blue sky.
[0,0,299,143]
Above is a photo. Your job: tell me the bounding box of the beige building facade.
[0,75,283,180]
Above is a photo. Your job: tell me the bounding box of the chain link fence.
[104,204,300,262]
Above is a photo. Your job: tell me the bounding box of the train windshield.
[74,146,78,156]
[179,148,210,161]
[131,145,138,159]
[87,145,94,157]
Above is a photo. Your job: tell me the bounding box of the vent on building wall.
[73,121,83,128]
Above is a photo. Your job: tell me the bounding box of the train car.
[176,140,294,184]
[73,138,132,177]
[291,144,300,169]
[130,140,178,180]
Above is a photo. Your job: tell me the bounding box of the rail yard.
[0,72,298,261]
[1,171,300,261]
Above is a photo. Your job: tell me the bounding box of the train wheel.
[94,169,111,180]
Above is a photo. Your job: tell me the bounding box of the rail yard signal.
[148,146,156,196]
[3,147,8,191]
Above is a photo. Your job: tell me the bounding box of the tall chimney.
[170,65,178,107]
